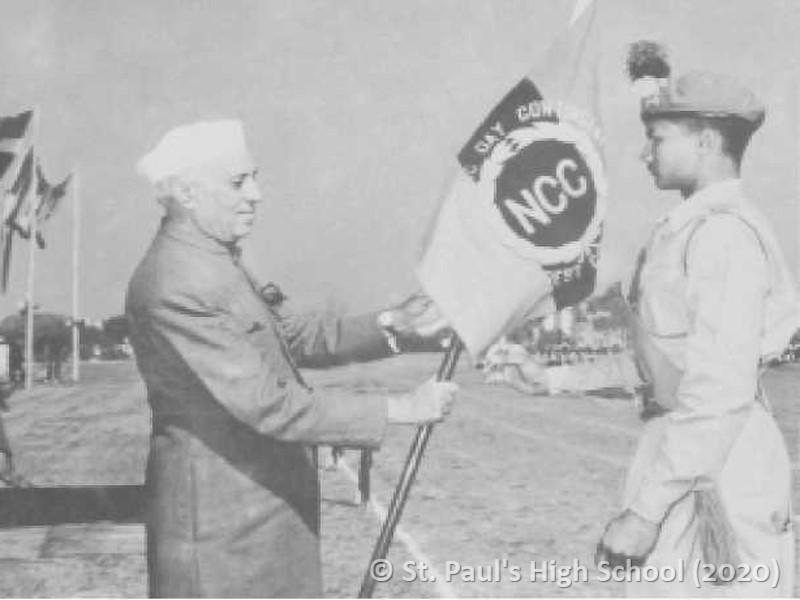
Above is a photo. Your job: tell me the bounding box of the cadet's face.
[640,119,702,191]
[188,165,262,243]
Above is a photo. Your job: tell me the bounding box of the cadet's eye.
[231,172,256,189]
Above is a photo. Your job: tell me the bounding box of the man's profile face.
[640,118,702,191]
[185,163,262,243]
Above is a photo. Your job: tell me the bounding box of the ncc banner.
[417,1,606,358]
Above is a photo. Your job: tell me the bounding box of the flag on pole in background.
[13,164,72,249]
[417,0,605,358]
[5,149,36,236]
[0,110,34,226]
[0,110,34,186]
[0,109,35,292]
[36,167,72,249]
[0,149,71,291]
[0,149,35,292]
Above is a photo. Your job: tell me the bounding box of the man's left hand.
[595,510,660,568]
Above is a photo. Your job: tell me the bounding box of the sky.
[0,0,799,319]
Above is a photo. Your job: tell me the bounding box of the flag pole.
[358,336,463,598]
[794,79,800,282]
[71,166,80,382]
[24,201,36,390]
[24,108,39,391]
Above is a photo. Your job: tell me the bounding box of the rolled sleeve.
[627,216,767,522]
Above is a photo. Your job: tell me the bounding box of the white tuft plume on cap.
[631,77,665,100]
[137,119,254,184]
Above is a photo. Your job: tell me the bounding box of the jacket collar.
[159,216,241,258]
[659,178,745,234]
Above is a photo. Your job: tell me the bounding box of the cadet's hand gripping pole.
[358,336,463,598]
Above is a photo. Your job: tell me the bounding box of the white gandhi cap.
[136,119,255,184]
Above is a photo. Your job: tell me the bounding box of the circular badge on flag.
[475,121,606,266]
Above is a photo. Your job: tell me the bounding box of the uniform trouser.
[623,404,794,597]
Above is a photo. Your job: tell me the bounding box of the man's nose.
[242,177,262,203]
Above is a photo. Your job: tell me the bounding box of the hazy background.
[0,0,798,319]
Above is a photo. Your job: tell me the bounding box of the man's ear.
[161,176,199,210]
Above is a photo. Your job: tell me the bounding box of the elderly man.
[596,72,798,595]
[126,120,457,598]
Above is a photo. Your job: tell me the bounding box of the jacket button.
[277,378,287,389]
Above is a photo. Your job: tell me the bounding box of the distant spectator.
[0,386,23,486]
[8,343,23,385]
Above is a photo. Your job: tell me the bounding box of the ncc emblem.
[476,121,607,267]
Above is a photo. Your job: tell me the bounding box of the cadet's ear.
[698,127,722,155]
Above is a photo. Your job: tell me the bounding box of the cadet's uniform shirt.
[627,179,797,522]
[623,179,797,596]
[126,217,393,598]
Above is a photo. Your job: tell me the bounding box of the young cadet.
[597,71,799,596]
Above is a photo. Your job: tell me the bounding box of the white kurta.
[625,179,798,597]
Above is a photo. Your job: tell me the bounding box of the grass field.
[0,357,797,597]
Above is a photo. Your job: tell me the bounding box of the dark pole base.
[358,337,463,598]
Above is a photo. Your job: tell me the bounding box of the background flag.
[15,165,72,249]
[0,110,34,226]
[0,152,71,291]
[6,149,37,239]
[0,110,34,187]
[0,149,35,292]
[417,0,605,358]
[0,109,34,292]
